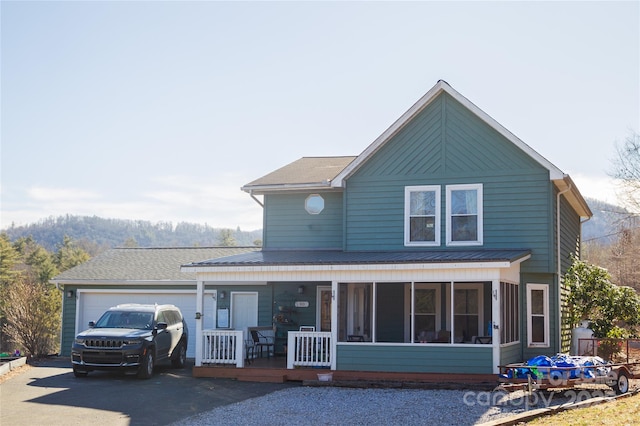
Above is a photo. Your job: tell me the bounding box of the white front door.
[231,292,258,335]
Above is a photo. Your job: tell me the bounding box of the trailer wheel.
[614,370,630,394]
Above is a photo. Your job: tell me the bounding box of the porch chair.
[250,329,275,358]
[245,338,256,364]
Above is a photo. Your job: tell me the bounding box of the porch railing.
[287,331,331,369]
[201,329,245,367]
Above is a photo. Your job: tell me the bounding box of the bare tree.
[2,275,60,357]
[611,132,640,213]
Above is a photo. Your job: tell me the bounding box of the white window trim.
[404,185,441,246]
[526,283,549,348]
[446,183,483,246]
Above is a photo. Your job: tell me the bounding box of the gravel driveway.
[171,385,621,425]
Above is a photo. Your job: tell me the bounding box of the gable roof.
[241,156,356,194]
[51,247,259,284]
[241,80,591,218]
[332,80,566,186]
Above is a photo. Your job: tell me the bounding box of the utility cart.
[498,359,639,395]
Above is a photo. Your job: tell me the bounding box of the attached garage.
[77,290,202,357]
[52,247,258,358]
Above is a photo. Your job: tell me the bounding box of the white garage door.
[78,291,214,358]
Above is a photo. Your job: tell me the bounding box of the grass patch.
[528,392,640,425]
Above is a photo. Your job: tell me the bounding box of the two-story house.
[183,80,592,380]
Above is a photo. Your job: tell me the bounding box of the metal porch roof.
[182,249,532,268]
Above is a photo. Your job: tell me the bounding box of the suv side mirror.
[89,321,96,327]
[156,322,168,330]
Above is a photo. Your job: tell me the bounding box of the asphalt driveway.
[0,357,297,425]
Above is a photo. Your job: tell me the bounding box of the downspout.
[556,182,571,353]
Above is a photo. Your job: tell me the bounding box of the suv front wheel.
[137,349,154,379]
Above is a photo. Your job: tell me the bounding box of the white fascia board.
[241,182,333,194]
[332,81,564,186]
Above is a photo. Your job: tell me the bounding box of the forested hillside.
[2,215,262,255]
[0,197,628,255]
[582,198,631,245]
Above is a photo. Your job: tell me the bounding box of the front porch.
[192,355,497,386]
[194,329,500,384]
[186,249,532,383]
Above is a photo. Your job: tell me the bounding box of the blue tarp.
[501,354,610,380]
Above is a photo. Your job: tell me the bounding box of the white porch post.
[330,280,337,371]
[491,279,501,374]
[195,279,204,367]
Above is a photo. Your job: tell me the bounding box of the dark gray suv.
[71,304,188,379]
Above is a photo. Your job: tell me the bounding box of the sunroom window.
[500,282,519,344]
[338,283,373,342]
[446,184,483,246]
[414,284,441,343]
[453,284,483,343]
[405,185,440,246]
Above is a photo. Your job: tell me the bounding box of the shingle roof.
[183,249,531,268]
[52,247,260,282]
[241,156,357,192]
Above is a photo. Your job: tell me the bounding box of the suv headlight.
[74,338,85,345]
[124,339,142,345]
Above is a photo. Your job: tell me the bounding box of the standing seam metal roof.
[183,249,532,267]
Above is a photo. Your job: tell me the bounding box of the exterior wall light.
[67,289,74,298]
[220,291,226,299]
[298,285,305,294]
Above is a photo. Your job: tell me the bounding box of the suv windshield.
[94,311,154,330]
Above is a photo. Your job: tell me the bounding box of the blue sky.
[1,1,638,231]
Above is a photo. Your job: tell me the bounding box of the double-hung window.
[405,186,440,246]
[446,184,483,246]
[527,283,549,347]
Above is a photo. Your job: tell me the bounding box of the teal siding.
[559,194,581,351]
[263,191,343,249]
[521,273,558,360]
[500,342,522,366]
[61,286,79,356]
[211,285,274,326]
[270,282,326,353]
[559,194,581,273]
[344,93,554,273]
[336,344,493,374]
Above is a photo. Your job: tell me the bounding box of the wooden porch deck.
[192,356,498,388]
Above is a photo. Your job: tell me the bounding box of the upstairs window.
[405,186,440,246]
[446,184,483,246]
